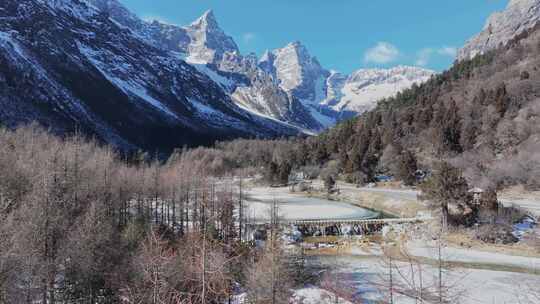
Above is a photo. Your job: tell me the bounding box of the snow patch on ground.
[317,254,540,304]
[407,239,540,269]
[293,287,353,304]
[230,287,353,304]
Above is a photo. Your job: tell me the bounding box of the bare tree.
[245,200,293,304]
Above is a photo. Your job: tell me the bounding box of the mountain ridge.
[94,0,434,132]
[0,0,300,152]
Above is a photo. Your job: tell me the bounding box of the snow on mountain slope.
[89,1,326,130]
[184,10,239,64]
[259,43,434,123]
[0,0,300,152]
[260,41,330,103]
[258,41,337,128]
[328,66,435,113]
[458,0,540,60]
[92,0,434,132]
[10,0,435,138]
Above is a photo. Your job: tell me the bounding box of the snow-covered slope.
[258,43,434,124]
[258,42,337,128]
[2,0,435,142]
[458,0,540,60]
[97,2,432,132]
[327,66,435,113]
[0,0,299,152]
[184,10,239,64]
[87,2,327,131]
[259,41,330,104]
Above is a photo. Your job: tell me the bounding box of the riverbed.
[244,186,379,221]
[244,185,540,304]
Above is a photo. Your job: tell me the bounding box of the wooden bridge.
[247,216,432,237]
[279,217,429,226]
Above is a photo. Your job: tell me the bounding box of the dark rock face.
[0,0,298,152]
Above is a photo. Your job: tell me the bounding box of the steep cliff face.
[183,10,240,64]
[0,0,299,152]
[259,42,330,104]
[458,0,540,60]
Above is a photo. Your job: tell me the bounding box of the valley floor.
[243,182,540,304]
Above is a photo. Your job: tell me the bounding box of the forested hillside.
[288,23,540,189]
[178,23,540,192]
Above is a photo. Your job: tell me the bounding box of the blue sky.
[119,0,509,73]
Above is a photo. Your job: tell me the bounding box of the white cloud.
[242,32,257,44]
[364,42,400,64]
[437,46,457,57]
[415,46,457,66]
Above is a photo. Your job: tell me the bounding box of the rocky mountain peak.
[261,41,328,98]
[279,41,316,64]
[23,0,437,134]
[458,0,540,60]
[184,10,239,64]
[189,9,218,30]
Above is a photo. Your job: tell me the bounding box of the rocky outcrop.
[458,0,540,60]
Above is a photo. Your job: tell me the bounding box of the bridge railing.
[248,217,432,226]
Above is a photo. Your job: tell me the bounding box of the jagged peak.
[282,41,311,56]
[458,0,540,60]
[200,9,216,21]
[190,9,219,30]
[274,41,315,62]
[286,40,304,48]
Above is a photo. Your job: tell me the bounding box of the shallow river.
[244,186,379,221]
[245,186,540,304]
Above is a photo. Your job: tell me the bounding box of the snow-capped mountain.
[458,0,540,60]
[96,1,432,131]
[1,0,435,149]
[259,42,330,104]
[258,42,337,128]
[88,2,325,131]
[0,0,299,152]
[256,43,435,128]
[326,66,435,113]
[184,10,239,64]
